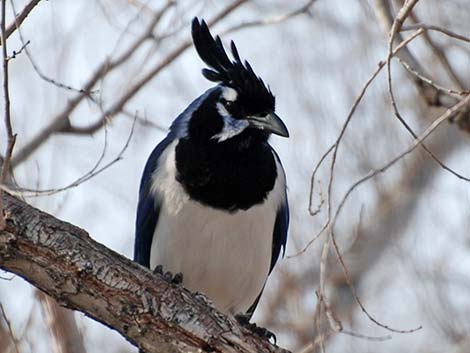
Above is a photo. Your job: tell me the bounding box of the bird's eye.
[221,99,233,109]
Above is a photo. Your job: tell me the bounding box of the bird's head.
[187,18,289,145]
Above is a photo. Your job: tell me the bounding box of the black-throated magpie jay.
[134,18,289,321]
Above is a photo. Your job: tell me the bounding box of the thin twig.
[404,7,466,91]
[288,220,328,258]
[327,25,424,220]
[313,291,327,353]
[13,25,82,94]
[0,303,20,353]
[309,2,468,334]
[11,0,247,167]
[308,145,334,216]
[325,94,469,334]
[12,1,173,97]
[0,0,41,46]
[333,95,470,230]
[298,29,425,256]
[397,57,468,97]
[76,0,250,135]
[308,180,325,217]
[330,229,422,334]
[221,0,317,34]
[401,23,470,43]
[9,0,173,165]
[339,329,392,342]
[385,0,421,133]
[3,113,137,197]
[8,39,30,60]
[0,0,17,230]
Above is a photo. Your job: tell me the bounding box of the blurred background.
[0,0,469,352]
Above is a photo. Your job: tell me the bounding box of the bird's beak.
[248,112,289,138]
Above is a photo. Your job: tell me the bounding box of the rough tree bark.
[0,192,290,353]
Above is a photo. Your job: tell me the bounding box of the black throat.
[175,136,277,211]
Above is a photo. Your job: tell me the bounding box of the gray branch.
[0,192,290,353]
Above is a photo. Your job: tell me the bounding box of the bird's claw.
[235,313,277,344]
[153,265,183,285]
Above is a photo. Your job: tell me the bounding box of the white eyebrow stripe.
[222,86,238,101]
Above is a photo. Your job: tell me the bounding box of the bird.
[134,17,289,323]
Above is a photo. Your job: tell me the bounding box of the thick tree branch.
[0,192,290,353]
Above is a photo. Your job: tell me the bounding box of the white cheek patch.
[212,102,249,142]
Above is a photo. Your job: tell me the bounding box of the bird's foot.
[153,265,183,285]
[235,313,277,344]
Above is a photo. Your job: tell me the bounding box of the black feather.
[202,68,220,81]
[230,40,242,65]
[191,17,275,113]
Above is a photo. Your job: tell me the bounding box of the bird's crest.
[191,18,275,111]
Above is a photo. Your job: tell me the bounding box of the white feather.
[149,140,286,314]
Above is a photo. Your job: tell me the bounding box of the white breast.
[149,140,285,315]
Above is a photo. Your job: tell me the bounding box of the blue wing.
[133,137,173,267]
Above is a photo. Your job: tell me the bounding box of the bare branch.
[397,57,468,97]
[0,0,17,229]
[332,94,470,229]
[299,29,425,256]
[402,5,467,93]
[329,232,422,334]
[401,23,470,43]
[0,304,19,353]
[11,0,248,167]
[4,113,135,197]
[74,0,250,139]
[321,96,469,337]
[0,0,42,46]
[7,39,30,60]
[221,0,317,34]
[382,0,470,182]
[9,0,174,166]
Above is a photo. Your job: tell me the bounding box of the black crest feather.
[191,18,275,112]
